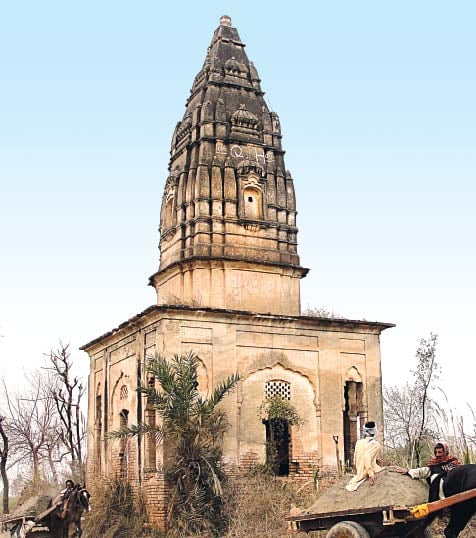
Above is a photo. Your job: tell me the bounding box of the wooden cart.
[1,496,60,537]
[286,488,476,537]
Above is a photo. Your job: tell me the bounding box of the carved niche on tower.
[160,171,179,236]
[237,163,267,229]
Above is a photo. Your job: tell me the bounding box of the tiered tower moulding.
[150,15,308,316]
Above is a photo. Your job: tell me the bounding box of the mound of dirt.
[304,469,429,515]
[9,495,52,519]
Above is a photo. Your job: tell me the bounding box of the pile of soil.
[304,469,429,515]
[8,495,52,519]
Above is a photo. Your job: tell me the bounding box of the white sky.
[0,2,475,424]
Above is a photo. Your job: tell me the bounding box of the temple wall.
[84,306,387,528]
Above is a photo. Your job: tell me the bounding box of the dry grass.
[79,474,476,537]
[82,476,164,538]
[222,474,320,538]
[81,474,320,537]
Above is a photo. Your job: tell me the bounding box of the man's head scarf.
[426,441,459,466]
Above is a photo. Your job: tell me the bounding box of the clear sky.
[1,1,475,418]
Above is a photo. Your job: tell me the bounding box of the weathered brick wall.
[289,449,320,479]
[143,471,170,530]
[238,448,320,482]
[239,450,260,471]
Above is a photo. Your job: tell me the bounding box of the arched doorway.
[264,418,290,475]
[343,367,364,467]
[263,380,292,476]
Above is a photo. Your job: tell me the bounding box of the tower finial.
[220,15,232,27]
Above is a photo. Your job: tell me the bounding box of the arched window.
[119,385,128,400]
[243,186,263,220]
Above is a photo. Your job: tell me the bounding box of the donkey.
[49,485,91,538]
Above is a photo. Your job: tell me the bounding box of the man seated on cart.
[396,442,460,501]
[345,421,384,491]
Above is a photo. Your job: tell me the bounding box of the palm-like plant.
[108,351,239,537]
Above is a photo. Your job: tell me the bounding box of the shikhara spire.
[151,16,308,315]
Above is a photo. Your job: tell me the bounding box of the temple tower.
[150,15,307,315]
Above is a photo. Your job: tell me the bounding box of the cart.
[1,495,60,537]
[286,488,476,537]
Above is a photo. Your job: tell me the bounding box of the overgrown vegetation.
[223,474,319,538]
[258,395,303,426]
[108,351,239,537]
[258,396,304,475]
[83,476,163,538]
[82,473,319,538]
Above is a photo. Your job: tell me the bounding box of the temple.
[82,16,393,529]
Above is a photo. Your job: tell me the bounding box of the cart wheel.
[327,521,370,538]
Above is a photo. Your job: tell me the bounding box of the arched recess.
[145,374,156,469]
[119,409,129,479]
[240,364,317,473]
[108,371,129,420]
[95,383,102,472]
[343,366,364,466]
[196,357,209,399]
[109,375,132,435]
[164,196,174,229]
[161,171,179,230]
[180,347,210,398]
[243,186,263,220]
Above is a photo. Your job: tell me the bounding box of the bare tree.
[384,333,440,466]
[9,473,28,498]
[46,343,86,483]
[302,305,345,319]
[0,415,10,513]
[2,371,59,490]
[44,428,63,484]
